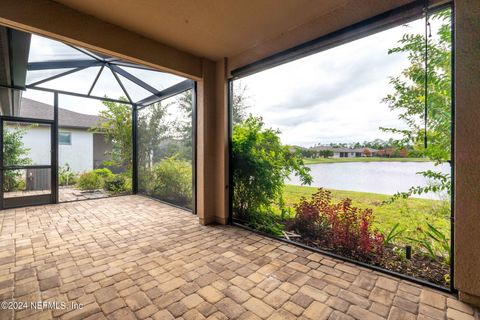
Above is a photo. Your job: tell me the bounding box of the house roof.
[311,146,378,153]
[310,146,351,153]
[18,98,102,129]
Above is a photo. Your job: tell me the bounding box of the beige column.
[196,59,229,225]
[454,0,480,307]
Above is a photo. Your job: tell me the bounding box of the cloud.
[238,19,425,147]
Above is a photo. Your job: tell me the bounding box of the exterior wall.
[58,128,93,173]
[454,0,480,307]
[11,126,94,173]
[14,126,52,166]
[93,133,112,169]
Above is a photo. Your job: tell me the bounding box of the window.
[59,132,71,145]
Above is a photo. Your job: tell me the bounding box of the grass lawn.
[303,157,430,164]
[282,184,450,243]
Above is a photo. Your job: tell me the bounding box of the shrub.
[247,208,284,237]
[408,223,451,265]
[59,164,77,186]
[291,188,384,261]
[104,174,128,193]
[150,157,192,207]
[232,116,312,224]
[3,127,31,192]
[382,223,405,246]
[124,176,132,192]
[4,174,27,192]
[92,168,113,179]
[290,191,329,239]
[77,171,103,191]
[3,171,26,192]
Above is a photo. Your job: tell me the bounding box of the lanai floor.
[0,196,477,320]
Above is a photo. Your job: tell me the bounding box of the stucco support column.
[454,0,480,307]
[196,59,229,225]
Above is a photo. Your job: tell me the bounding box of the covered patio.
[0,196,476,320]
[0,0,479,319]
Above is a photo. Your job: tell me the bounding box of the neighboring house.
[8,98,112,173]
[377,147,409,158]
[310,146,379,158]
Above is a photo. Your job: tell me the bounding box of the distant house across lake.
[311,146,379,158]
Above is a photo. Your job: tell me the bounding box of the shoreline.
[283,184,443,204]
[303,157,430,164]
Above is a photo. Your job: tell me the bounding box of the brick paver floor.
[0,195,478,320]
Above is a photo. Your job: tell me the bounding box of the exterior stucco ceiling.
[53,0,414,60]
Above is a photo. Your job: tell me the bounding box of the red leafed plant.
[290,188,384,261]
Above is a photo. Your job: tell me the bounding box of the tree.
[137,102,170,170]
[381,9,452,199]
[232,116,312,220]
[3,126,31,191]
[231,81,250,124]
[176,89,193,147]
[297,148,315,158]
[175,80,250,136]
[319,150,334,158]
[92,99,132,171]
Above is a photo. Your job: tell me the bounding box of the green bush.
[3,171,26,192]
[4,174,26,192]
[92,168,113,179]
[59,172,77,186]
[77,171,103,191]
[59,165,77,186]
[232,116,312,231]
[3,127,31,192]
[104,174,129,193]
[150,157,192,207]
[247,208,284,236]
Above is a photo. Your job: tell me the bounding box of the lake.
[288,161,451,200]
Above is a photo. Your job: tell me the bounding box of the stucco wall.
[12,125,52,166]
[454,0,480,307]
[93,133,112,168]
[58,128,93,173]
[11,126,94,173]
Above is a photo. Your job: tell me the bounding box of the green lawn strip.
[281,184,450,244]
[303,157,430,164]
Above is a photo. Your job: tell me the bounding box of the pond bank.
[282,184,450,244]
[303,157,430,164]
[288,161,451,199]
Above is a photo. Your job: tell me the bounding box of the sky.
[23,35,186,115]
[235,17,428,148]
[22,16,433,148]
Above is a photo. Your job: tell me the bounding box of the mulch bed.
[292,237,450,288]
[380,246,449,287]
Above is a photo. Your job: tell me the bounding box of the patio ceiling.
[53,0,415,61]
